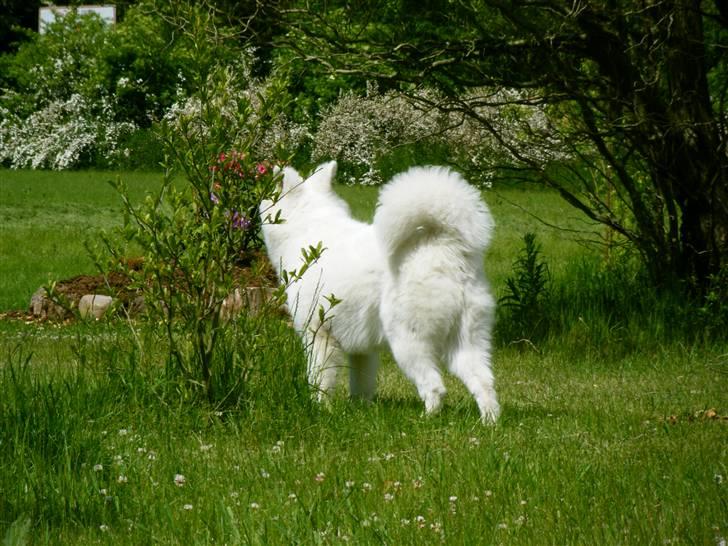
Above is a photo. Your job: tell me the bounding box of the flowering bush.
[163,60,308,164]
[100,20,301,404]
[311,85,569,185]
[0,94,136,169]
[0,2,251,170]
[312,84,444,184]
[109,149,279,403]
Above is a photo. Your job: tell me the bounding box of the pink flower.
[256,163,267,175]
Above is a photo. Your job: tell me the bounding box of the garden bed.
[1,252,279,322]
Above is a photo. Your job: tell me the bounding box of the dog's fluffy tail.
[374,166,493,264]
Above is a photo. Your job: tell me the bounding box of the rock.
[129,295,146,315]
[220,287,276,319]
[29,287,68,320]
[78,294,114,320]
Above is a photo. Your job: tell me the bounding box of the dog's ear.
[306,161,337,191]
[280,166,303,193]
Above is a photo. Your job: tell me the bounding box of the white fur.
[260,162,499,422]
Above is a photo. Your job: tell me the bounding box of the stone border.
[29,286,277,321]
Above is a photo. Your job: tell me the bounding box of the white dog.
[260,161,499,422]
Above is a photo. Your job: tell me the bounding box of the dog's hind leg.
[348,353,379,401]
[389,333,446,415]
[447,342,500,423]
[306,328,345,402]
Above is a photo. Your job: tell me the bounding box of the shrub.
[98,6,310,405]
[1,12,110,118]
[497,233,551,344]
[0,94,136,169]
[0,2,262,170]
[311,85,444,184]
[311,85,569,185]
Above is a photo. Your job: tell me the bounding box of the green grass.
[1,169,726,544]
[1,319,725,545]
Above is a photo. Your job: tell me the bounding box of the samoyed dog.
[260,161,499,422]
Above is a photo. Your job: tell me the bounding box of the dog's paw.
[423,388,445,415]
[478,398,501,424]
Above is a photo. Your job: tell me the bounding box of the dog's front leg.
[306,328,345,402]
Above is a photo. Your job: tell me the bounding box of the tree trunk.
[584,0,728,290]
[653,0,728,288]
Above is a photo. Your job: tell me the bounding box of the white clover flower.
[117,475,128,484]
[99,524,109,532]
[93,464,103,472]
[183,504,193,511]
[384,493,394,502]
[174,474,186,487]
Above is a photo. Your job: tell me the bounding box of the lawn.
[0,169,725,545]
